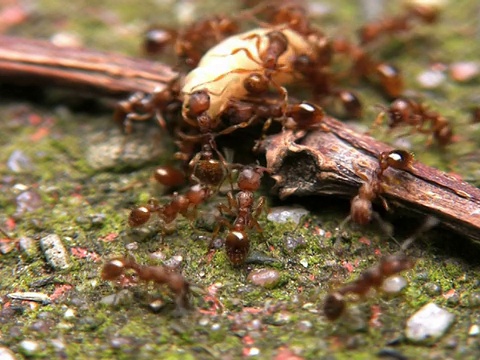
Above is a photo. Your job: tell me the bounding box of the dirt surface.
[1,1,479,359]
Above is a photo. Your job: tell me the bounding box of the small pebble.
[245,347,260,356]
[50,32,82,48]
[7,292,51,304]
[417,69,446,89]
[19,340,40,355]
[382,275,408,294]
[298,320,312,332]
[450,61,479,82]
[424,282,442,296]
[0,347,17,360]
[283,234,306,253]
[405,303,455,342]
[7,150,33,172]
[247,268,282,289]
[40,234,70,270]
[64,308,75,319]
[15,190,42,217]
[18,237,37,258]
[468,324,479,336]
[267,205,309,224]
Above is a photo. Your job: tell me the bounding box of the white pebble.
[267,206,309,224]
[0,347,17,360]
[468,324,479,336]
[417,70,446,89]
[405,303,455,342]
[19,340,39,355]
[382,275,408,294]
[64,308,75,319]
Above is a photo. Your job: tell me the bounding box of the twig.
[263,120,480,244]
[0,35,178,96]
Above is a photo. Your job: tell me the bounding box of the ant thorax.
[181,26,314,123]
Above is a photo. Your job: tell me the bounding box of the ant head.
[243,73,269,95]
[380,150,414,171]
[101,259,126,280]
[237,166,266,191]
[128,206,151,227]
[187,90,210,117]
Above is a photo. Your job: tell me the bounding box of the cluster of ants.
[103,1,451,319]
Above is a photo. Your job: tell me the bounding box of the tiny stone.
[0,347,17,360]
[7,150,33,173]
[299,258,309,268]
[283,234,306,253]
[50,32,82,48]
[18,237,37,258]
[468,324,479,336]
[40,234,70,270]
[125,242,138,251]
[268,311,291,326]
[417,69,445,88]
[211,323,221,331]
[246,347,260,356]
[298,320,312,332]
[450,61,479,82]
[198,317,209,326]
[7,292,51,304]
[49,338,66,351]
[247,268,282,289]
[424,282,442,296]
[64,308,75,319]
[164,255,183,268]
[19,340,40,355]
[267,205,309,224]
[100,290,130,306]
[15,190,42,217]
[382,275,408,294]
[405,303,455,342]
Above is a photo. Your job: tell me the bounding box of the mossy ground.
[1,1,479,359]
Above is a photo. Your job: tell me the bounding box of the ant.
[375,98,454,146]
[128,184,211,230]
[114,79,182,134]
[339,149,414,230]
[323,254,415,321]
[101,256,190,313]
[212,165,268,265]
[358,2,439,45]
[144,15,239,69]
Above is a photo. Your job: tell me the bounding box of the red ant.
[113,78,182,134]
[212,165,268,265]
[128,184,211,230]
[323,254,415,321]
[375,98,454,146]
[339,149,414,229]
[101,256,190,313]
[358,2,439,45]
[144,15,239,68]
